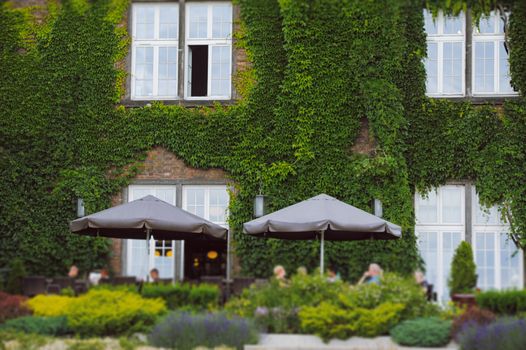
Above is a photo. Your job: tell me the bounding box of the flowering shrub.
[1,316,70,336]
[142,283,220,311]
[0,291,31,323]
[299,301,404,341]
[390,318,451,347]
[27,295,73,317]
[456,318,526,350]
[148,312,258,350]
[451,307,495,338]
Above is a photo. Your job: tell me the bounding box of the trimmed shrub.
[449,242,477,295]
[148,312,259,350]
[1,316,70,336]
[27,294,74,317]
[476,289,526,315]
[65,289,166,336]
[451,306,495,338]
[456,318,526,350]
[5,259,26,295]
[0,291,31,323]
[299,302,404,341]
[391,318,451,347]
[142,283,220,311]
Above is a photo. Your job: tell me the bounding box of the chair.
[426,284,437,302]
[73,281,88,295]
[52,277,74,290]
[232,277,255,296]
[46,284,61,294]
[112,276,137,286]
[22,276,47,297]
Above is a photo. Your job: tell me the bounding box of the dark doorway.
[189,45,208,97]
[184,239,226,279]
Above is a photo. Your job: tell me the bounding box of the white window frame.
[126,185,178,279]
[131,3,179,101]
[182,185,229,228]
[472,12,518,96]
[416,185,465,302]
[184,2,232,100]
[472,187,523,290]
[424,11,466,97]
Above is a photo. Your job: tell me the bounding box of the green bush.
[476,289,526,315]
[299,301,404,341]
[225,273,346,333]
[141,283,220,311]
[391,318,451,347]
[449,242,477,295]
[0,316,70,336]
[66,289,167,336]
[5,259,26,295]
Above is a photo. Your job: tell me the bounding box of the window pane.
[136,7,155,39]
[442,42,463,94]
[210,46,230,96]
[159,6,178,40]
[474,42,494,93]
[135,47,153,96]
[477,15,495,34]
[476,232,497,290]
[500,234,521,289]
[425,43,438,94]
[158,47,177,96]
[499,42,514,94]
[188,5,208,39]
[209,189,229,223]
[186,189,205,218]
[442,187,462,224]
[416,190,438,224]
[212,5,232,39]
[418,232,438,298]
[444,15,463,35]
[424,10,438,35]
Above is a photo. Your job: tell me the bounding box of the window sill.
[121,99,238,108]
[427,95,521,105]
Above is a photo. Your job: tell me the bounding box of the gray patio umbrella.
[70,195,227,241]
[70,195,228,281]
[243,193,401,274]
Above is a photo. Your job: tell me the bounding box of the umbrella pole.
[146,229,151,282]
[320,230,324,276]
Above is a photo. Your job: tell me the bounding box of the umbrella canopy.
[70,195,227,241]
[243,193,401,240]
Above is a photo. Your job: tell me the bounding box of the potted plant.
[449,241,477,308]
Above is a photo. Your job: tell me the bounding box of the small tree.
[448,241,477,295]
[6,258,27,295]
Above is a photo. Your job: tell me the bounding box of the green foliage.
[449,242,477,295]
[27,289,166,336]
[390,317,452,347]
[1,0,525,281]
[64,289,166,336]
[5,259,26,295]
[299,302,404,341]
[476,289,526,314]
[0,316,70,336]
[141,283,220,311]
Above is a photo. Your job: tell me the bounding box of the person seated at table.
[273,265,288,286]
[414,270,429,293]
[100,267,110,282]
[357,263,382,285]
[149,268,160,283]
[326,265,341,283]
[68,265,79,279]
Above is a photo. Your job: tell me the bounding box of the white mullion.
[208,5,213,39]
[154,6,160,40]
[437,231,444,301]
[208,45,213,97]
[204,187,210,221]
[153,46,159,97]
[438,41,444,94]
[495,232,501,289]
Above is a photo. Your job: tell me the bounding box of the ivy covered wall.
[0,0,525,280]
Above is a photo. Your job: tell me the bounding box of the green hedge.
[141,283,220,311]
[391,317,452,347]
[476,290,526,315]
[0,316,70,336]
